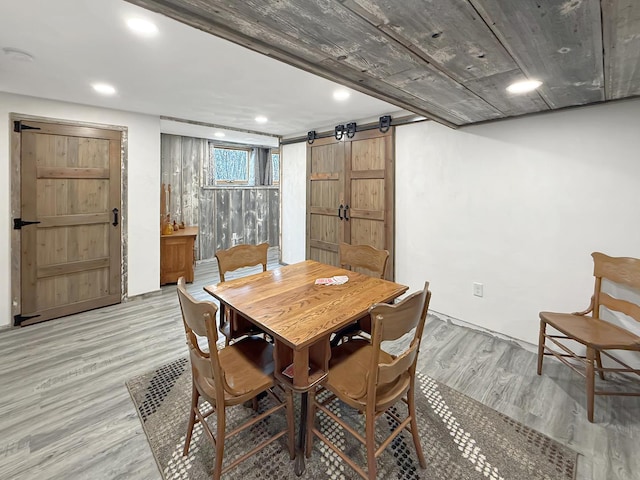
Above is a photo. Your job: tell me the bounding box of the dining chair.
[339,242,390,279]
[176,277,294,480]
[215,242,269,344]
[331,243,390,347]
[538,252,640,422]
[307,282,431,480]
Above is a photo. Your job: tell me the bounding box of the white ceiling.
[0,0,406,143]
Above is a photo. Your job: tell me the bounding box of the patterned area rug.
[126,358,577,480]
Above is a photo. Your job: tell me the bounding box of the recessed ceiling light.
[2,47,34,62]
[214,132,225,138]
[126,18,158,36]
[333,89,350,101]
[92,83,116,95]
[506,79,542,94]
[255,116,268,123]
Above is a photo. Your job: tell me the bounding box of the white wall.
[280,142,307,264]
[1,92,161,328]
[279,99,640,347]
[396,99,640,345]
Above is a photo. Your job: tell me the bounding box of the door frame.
[10,113,129,326]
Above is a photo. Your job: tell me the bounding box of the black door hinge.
[14,218,41,230]
[14,121,41,133]
[14,313,40,326]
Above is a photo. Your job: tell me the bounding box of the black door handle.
[338,204,343,220]
[344,205,350,221]
[112,208,119,227]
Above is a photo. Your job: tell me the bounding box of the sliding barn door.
[306,128,395,279]
[17,120,122,326]
[306,136,345,266]
[344,128,395,279]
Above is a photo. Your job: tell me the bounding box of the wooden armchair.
[331,243,390,346]
[215,242,269,344]
[176,278,294,480]
[307,282,431,480]
[538,252,640,422]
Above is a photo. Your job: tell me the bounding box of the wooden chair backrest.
[339,243,389,279]
[177,277,224,398]
[592,252,640,323]
[215,242,269,282]
[368,282,431,394]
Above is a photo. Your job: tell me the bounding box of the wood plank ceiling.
[126,0,640,128]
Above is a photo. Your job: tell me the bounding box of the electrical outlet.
[473,282,483,297]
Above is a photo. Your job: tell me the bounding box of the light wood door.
[18,121,122,326]
[306,136,345,266]
[344,128,395,279]
[306,128,395,279]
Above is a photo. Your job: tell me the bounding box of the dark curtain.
[253,147,272,186]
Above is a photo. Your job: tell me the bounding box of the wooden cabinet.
[160,226,198,285]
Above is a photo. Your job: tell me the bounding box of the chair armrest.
[571,296,594,316]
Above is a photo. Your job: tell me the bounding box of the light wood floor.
[0,257,638,480]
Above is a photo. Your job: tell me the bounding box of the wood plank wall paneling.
[601,0,640,99]
[469,0,604,109]
[160,134,183,221]
[208,187,279,256]
[198,188,214,259]
[229,188,244,245]
[243,189,257,244]
[161,134,279,262]
[180,136,201,228]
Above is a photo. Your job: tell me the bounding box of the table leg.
[294,391,308,476]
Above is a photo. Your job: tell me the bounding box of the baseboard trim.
[124,288,163,302]
[429,309,539,355]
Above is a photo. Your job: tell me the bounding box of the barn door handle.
[344,205,350,221]
[338,204,343,220]
[112,208,119,227]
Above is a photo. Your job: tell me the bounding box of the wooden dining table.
[204,259,408,475]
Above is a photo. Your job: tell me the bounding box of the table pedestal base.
[294,391,309,476]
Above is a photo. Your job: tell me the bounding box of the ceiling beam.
[125,0,461,128]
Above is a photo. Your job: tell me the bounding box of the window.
[271,150,280,184]
[204,145,250,186]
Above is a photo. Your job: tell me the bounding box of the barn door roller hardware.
[307,130,317,145]
[378,115,392,133]
[14,121,41,133]
[334,124,345,141]
[346,122,357,138]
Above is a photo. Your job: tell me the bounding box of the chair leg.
[252,396,259,411]
[586,348,595,423]
[286,388,295,460]
[407,385,427,468]
[183,381,199,456]
[537,320,546,375]
[305,388,315,458]
[595,350,605,380]
[365,410,377,480]
[213,408,226,480]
